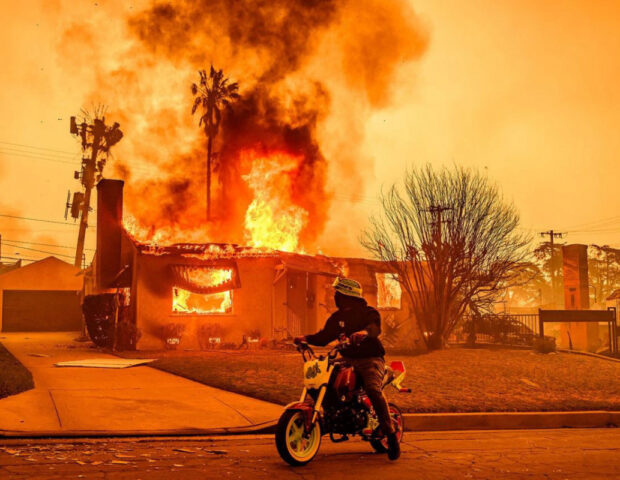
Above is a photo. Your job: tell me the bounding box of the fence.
[451,313,540,346]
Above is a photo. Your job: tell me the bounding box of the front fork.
[299,386,327,433]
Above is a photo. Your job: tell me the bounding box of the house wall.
[134,254,280,350]
[0,257,83,330]
[345,260,423,349]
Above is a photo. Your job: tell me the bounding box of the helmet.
[332,277,363,299]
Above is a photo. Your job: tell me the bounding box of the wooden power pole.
[539,229,564,306]
[69,114,123,268]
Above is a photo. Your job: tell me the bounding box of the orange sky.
[0,0,619,264]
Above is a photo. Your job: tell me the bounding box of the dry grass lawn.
[127,346,620,413]
[0,342,34,399]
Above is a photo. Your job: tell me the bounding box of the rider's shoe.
[387,433,401,461]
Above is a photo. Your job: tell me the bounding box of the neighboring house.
[606,289,620,314]
[89,179,416,350]
[0,259,21,276]
[0,257,83,332]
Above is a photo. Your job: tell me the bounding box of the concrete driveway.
[0,332,282,435]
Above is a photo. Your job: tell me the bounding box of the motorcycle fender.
[283,401,315,432]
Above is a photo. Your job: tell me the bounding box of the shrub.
[197,323,226,350]
[159,323,186,350]
[533,336,556,354]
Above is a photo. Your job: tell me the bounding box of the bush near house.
[0,342,34,399]
[125,346,620,413]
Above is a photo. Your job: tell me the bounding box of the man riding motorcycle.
[294,277,401,461]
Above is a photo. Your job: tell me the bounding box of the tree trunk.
[207,134,212,221]
[426,332,444,350]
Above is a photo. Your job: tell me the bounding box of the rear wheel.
[275,410,322,466]
[370,403,404,453]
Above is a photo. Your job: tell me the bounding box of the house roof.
[134,241,343,276]
[0,256,82,290]
[0,259,21,276]
[135,242,272,259]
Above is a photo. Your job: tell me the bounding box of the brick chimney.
[96,179,124,289]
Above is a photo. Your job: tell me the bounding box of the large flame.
[124,148,311,253]
[242,150,308,252]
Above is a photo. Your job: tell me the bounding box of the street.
[1,428,618,479]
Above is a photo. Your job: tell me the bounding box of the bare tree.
[191,66,240,221]
[362,165,530,350]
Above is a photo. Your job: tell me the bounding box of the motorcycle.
[275,335,411,466]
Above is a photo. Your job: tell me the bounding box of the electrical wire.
[0,140,77,156]
[0,149,79,165]
[1,242,76,259]
[0,255,40,263]
[0,213,81,226]
[0,238,94,252]
[562,215,620,232]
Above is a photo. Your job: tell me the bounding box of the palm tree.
[191,66,240,221]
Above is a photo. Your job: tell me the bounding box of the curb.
[558,349,620,363]
[402,411,620,431]
[0,420,278,440]
[2,411,618,439]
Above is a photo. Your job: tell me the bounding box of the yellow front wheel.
[275,410,321,466]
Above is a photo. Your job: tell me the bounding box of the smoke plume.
[59,0,428,252]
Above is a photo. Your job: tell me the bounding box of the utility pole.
[539,230,564,306]
[69,114,123,268]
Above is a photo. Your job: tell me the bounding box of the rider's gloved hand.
[350,330,368,345]
[293,336,306,345]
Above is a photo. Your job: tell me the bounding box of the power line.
[562,215,620,232]
[0,238,94,251]
[0,146,77,160]
[1,242,75,259]
[0,140,77,155]
[0,213,81,226]
[0,255,40,263]
[0,149,79,165]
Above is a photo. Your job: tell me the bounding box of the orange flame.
[172,268,234,314]
[241,150,308,252]
[376,273,402,309]
[123,149,310,253]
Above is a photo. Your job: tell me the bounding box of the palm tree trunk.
[207,134,212,221]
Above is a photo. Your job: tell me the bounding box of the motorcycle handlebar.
[297,341,315,360]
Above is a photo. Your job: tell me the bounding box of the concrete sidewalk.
[0,333,282,436]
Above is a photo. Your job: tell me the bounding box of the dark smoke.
[73,0,428,249]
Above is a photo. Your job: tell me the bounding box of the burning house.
[87,179,413,350]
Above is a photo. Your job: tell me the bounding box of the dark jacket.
[305,300,385,358]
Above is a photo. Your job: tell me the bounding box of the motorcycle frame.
[285,341,410,436]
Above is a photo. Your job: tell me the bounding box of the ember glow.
[185,267,233,288]
[172,268,234,314]
[376,273,402,310]
[172,288,232,314]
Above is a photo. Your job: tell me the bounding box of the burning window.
[172,288,232,314]
[170,266,237,315]
[376,273,402,310]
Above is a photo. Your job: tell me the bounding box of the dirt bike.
[275,335,411,466]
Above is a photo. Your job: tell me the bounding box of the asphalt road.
[1,428,619,479]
